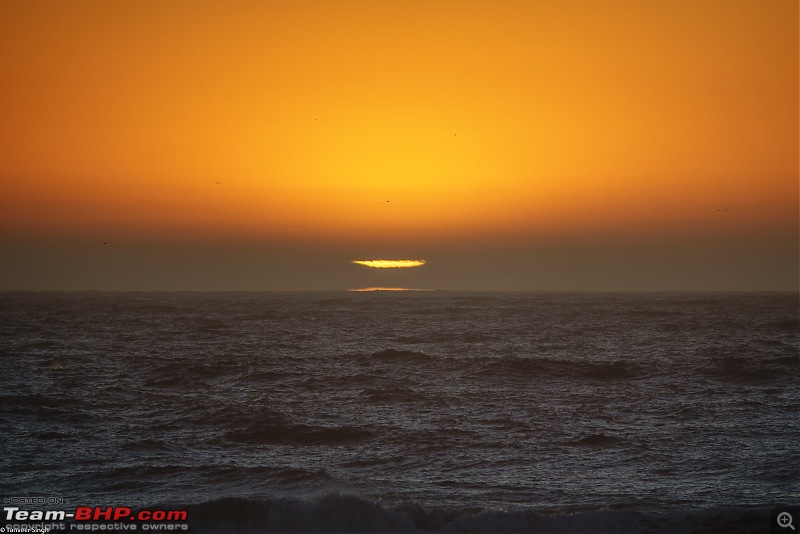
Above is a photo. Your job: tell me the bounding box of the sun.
[352,259,426,269]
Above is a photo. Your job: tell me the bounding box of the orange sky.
[0,0,797,290]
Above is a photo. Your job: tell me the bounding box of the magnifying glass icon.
[778,512,795,530]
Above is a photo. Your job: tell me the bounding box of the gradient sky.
[1,0,797,291]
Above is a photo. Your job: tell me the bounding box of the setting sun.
[352,260,427,269]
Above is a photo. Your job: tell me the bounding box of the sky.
[1,0,797,291]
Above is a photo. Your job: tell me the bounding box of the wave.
[568,434,621,448]
[143,360,234,383]
[471,357,642,382]
[700,355,797,384]
[367,348,432,363]
[93,465,332,487]
[361,386,420,403]
[0,393,86,410]
[225,420,373,446]
[172,494,770,533]
[580,361,638,381]
[0,393,90,424]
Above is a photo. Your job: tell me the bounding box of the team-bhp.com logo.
[4,506,188,531]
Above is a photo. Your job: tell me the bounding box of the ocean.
[1,291,798,533]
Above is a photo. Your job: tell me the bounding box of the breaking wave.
[177,494,769,533]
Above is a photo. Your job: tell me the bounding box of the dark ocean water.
[1,291,798,533]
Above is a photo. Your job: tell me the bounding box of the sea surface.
[1,291,798,532]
